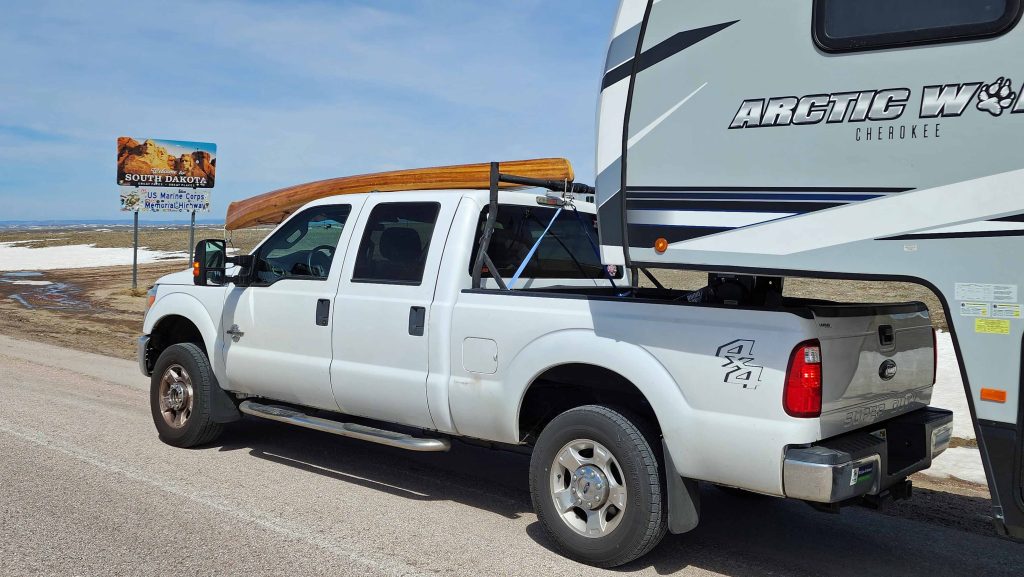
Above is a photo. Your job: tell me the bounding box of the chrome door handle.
[226,324,245,342]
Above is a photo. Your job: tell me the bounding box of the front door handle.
[316,299,330,326]
[409,306,426,336]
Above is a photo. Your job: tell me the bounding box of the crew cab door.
[331,196,455,429]
[220,201,362,411]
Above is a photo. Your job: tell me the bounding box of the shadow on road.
[209,417,1021,577]
[213,417,534,520]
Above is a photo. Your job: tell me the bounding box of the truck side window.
[352,202,440,285]
[254,204,352,285]
[469,205,623,280]
[813,0,1021,52]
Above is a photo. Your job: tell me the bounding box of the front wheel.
[529,405,667,567]
[150,343,224,448]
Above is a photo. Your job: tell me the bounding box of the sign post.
[132,211,139,289]
[117,137,216,286]
[188,210,196,262]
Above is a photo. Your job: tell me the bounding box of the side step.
[238,400,450,452]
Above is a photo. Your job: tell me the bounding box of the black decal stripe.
[992,213,1024,222]
[881,230,1024,240]
[626,185,912,193]
[627,224,731,246]
[602,20,738,90]
[627,200,846,213]
[618,0,655,268]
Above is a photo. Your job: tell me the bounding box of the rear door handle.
[409,306,426,336]
[316,299,331,326]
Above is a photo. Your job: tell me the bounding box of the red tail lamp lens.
[784,340,822,418]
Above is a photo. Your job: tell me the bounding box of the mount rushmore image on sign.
[117,137,216,188]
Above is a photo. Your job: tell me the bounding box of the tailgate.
[808,301,935,438]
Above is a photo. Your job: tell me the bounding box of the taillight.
[784,340,822,418]
[931,328,937,386]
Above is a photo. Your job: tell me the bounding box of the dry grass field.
[0,226,947,360]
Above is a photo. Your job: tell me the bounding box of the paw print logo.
[977,77,1016,116]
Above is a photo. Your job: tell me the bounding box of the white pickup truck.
[140,185,952,567]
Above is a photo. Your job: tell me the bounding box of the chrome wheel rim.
[549,438,627,538]
[158,364,193,429]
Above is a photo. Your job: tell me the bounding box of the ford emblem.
[879,359,898,381]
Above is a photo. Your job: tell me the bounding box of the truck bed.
[466,284,935,438]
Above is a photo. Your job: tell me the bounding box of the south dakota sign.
[117,137,216,188]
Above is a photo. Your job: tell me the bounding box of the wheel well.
[147,315,206,371]
[518,364,660,444]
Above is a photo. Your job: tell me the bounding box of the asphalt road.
[1,335,1022,577]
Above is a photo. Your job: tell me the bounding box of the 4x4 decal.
[715,339,764,389]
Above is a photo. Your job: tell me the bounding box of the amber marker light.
[980,388,1007,403]
[192,261,201,277]
[654,237,669,254]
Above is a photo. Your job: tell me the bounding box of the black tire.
[529,405,667,568]
[150,343,224,448]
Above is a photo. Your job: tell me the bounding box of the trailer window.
[470,205,622,281]
[352,202,440,285]
[813,0,1021,52]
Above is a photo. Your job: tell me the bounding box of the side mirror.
[193,239,227,286]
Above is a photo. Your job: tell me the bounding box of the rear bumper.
[784,406,953,503]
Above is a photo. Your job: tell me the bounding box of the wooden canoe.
[225,157,574,230]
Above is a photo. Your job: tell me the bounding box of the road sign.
[117,137,216,188]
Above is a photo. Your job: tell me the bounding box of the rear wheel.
[529,405,666,567]
[150,343,223,448]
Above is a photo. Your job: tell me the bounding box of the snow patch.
[0,242,187,271]
[922,447,987,485]
[1,280,53,286]
[932,331,974,440]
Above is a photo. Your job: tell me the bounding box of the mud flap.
[663,440,700,534]
[209,385,241,423]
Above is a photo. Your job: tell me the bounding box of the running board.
[238,400,450,452]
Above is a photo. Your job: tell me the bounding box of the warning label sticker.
[992,303,1022,319]
[976,318,1011,334]
[955,283,1018,303]
[960,302,990,317]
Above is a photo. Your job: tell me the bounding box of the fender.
[502,329,702,534]
[502,329,699,475]
[144,291,220,361]
[144,291,239,423]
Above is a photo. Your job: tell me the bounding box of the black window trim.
[350,200,441,286]
[249,203,352,287]
[812,0,1023,53]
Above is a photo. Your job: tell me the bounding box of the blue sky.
[0,0,617,221]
